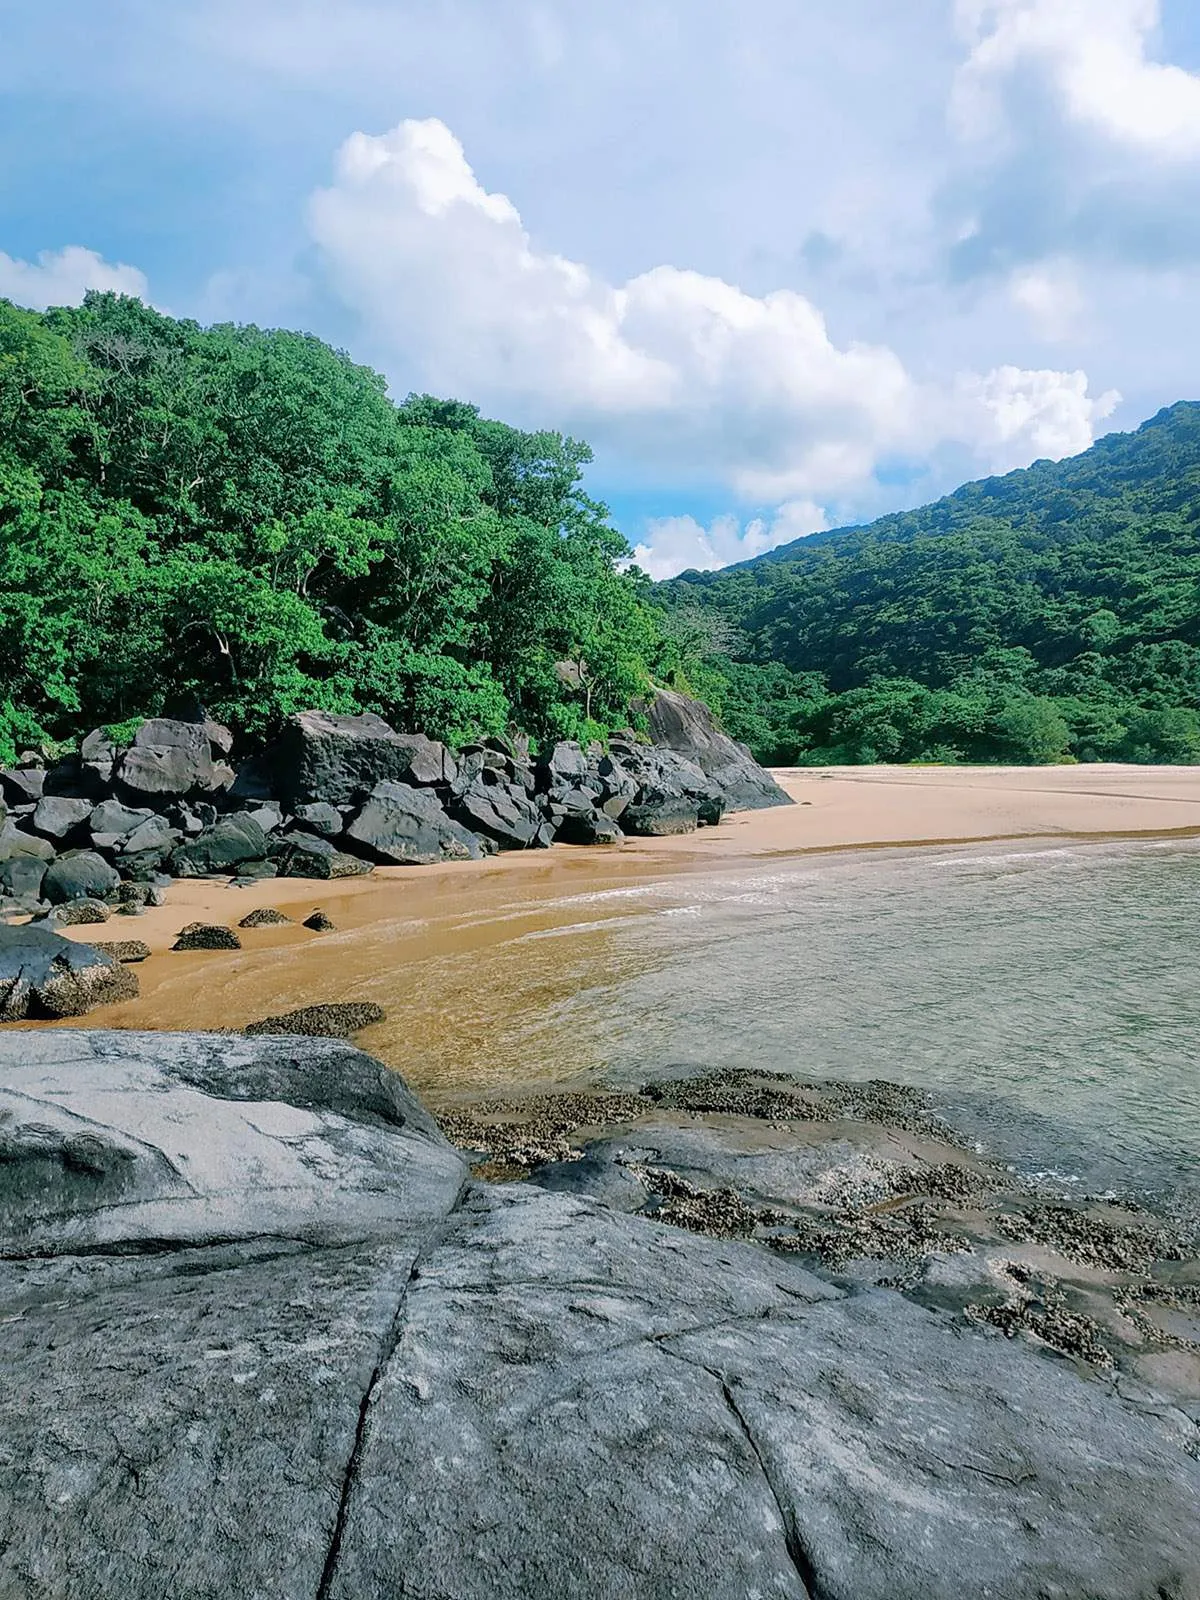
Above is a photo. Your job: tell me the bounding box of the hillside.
[656,404,1200,764]
[0,293,655,765]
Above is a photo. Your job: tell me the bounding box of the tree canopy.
[656,403,1200,765]
[0,293,656,763]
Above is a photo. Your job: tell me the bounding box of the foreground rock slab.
[0,1031,1196,1600]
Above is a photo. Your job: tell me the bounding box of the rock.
[90,798,155,842]
[80,728,119,787]
[0,768,45,806]
[89,940,151,964]
[116,718,231,799]
[647,687,793,812]
[293,801,344,838]
[31,795,94,843]
[450,779,540,849]
[243,800,284,834]
[239,908,294,928]
[202,717,235,756]
[171,815,269,878]
[303,910,337,932]
[622,796,701,836]
[244,1002,385,1037]
[556,809,624,846]
[0,925,138,1019]
[33,898,111,928]
[230,861,278,884]
[0,822,55,864]
[538,740,588,784]
[119,815,178,857]
[608,738,726,828]
[273,831,375,880]
[172,923,242,951]
[0,855,47,903]
[275,711,457,807]
[1,1030,1196,1598]
[346,782,484,866]
[42,851,121,905]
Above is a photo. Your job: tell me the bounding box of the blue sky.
[3,0,1200,575]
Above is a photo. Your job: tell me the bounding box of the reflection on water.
[371,841,1200,1195]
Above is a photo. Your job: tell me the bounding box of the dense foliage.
[657,403,1200,764]
[0,293,656,764]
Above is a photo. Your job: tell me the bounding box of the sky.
[2,0,1199,577]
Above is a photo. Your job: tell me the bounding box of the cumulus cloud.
[310,118,1118,513]
[633,499,829,581]
[0,246,149,311]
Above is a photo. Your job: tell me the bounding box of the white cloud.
[633,499,829,581]
[1008,259,1086,339]
[310,118,1118,512]
[953,0,1200,159]
[0,246,149,311]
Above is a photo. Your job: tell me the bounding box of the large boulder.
[116,719,233,800]
[30,795,93,843]
[647,687,793,812]
[41,851,121,906]
[275,712,458,807]
[346,781,484,865]
[0,1030,1197,1599]
[605,739,725,833]
[171,815,268,878]
[0,767,45,806]
[0,926,138,1020]
[450,778,542,849]
[272,831,375,880]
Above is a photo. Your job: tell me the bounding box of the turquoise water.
[495,841,1200,1199]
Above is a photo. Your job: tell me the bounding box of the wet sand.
[29,761,1200,1099]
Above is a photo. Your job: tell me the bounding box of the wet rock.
[238,907,294,928]
[346,781,484,866]
[42,851,121,906]
[172,922,242,951]
[89,940,151,964]
[0,924,138,1020]
[116,718,232,799]
[647,686,794,812]
[171,815,268,878]
[244,1001,386,1037]
[303,909,336,932]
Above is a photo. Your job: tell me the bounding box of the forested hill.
[656,403,1200,765]
[0,293,656,765]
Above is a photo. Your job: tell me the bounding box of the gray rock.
[273,831,375,880]
[116,719,230,799]
[0,820,54,863]
[451,778,540,849]
[33,897,111,928]
[0,1032,1197,1598]
[244,800,285,833]
[31,794,94,842]
[648,687,793,812]
[90,798,155,841]
[346,781,484,865]
[622,796,701,836]
[120,814,179,856]
[80,728,119,786]
[275,710,457,807]
[0,925,138,1020]
[539,740,588,784]
[171,815,268,878]
[0,854,48,902]
[556,808,624,846]
[42,851,121,905]
[0,767,45,805]
[293,801,345,838]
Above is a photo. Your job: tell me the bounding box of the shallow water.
[355,840,1200,1196]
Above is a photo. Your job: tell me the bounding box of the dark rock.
[346,782,484,866]
[293,801,344,838]
[607,739,726,827]
[230,861,278,883]
[243,801,285,834]
[34,898,111,928]
[31,795,94,843]
[538,740,588,784]
[0,768,45,805]
[203,717,235,756]
[120,815,178,856]
[117,719,231,800]
[0,855,47,903]
[238,908,294,928]
[90,799,155,842]
[0,822,55,864]
[273,831,375,880]
[450,780,540,850]
[227,753,277,803]
[90,940,151,964]
[244,1001,385,1037]
[80,728,119,787]
[556,809,624,846]
[171,815,269,878]
[648,686,793,812]
[122,849,175,882]
[531,1155,648,1211]
[303,910,337,932]
[0,924,138,1019]
[172,923,242,951]
[275,711,457,807]
[173,799,219,836]
[42,851,121,905]
[622,796,701,836]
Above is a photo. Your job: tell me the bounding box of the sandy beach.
[26,761,1200,1091]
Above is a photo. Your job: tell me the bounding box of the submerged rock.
[0,925,138,1020]
[302,909,337,932]
[0,1030,1195,1599]
[238,907,294,928]
[244,1001,386,1037]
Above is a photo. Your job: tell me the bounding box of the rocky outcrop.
[0,925,138,1020]
[1,701,789,928]
[648,686,794,811]
[0,1030,1196,1599]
